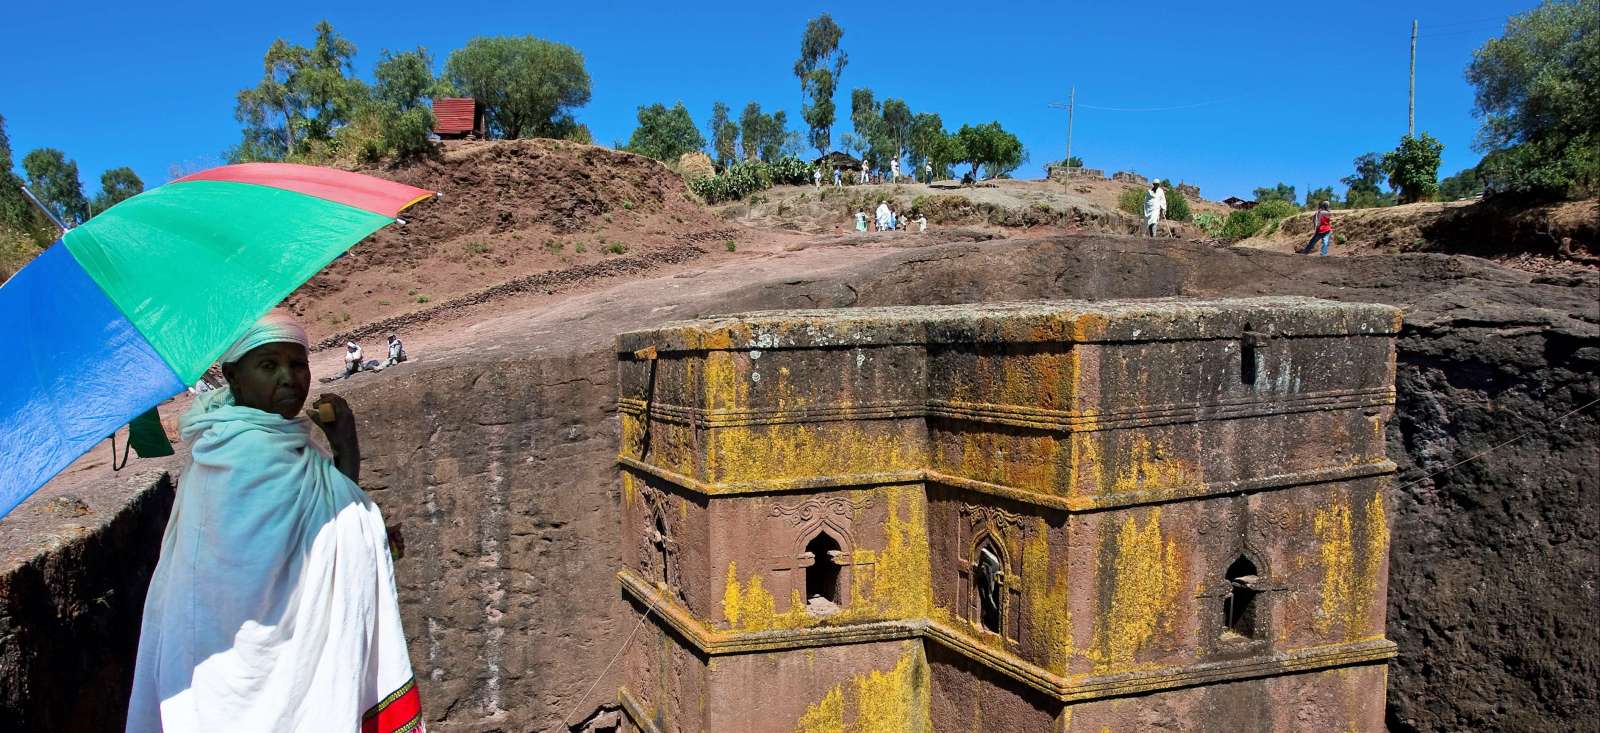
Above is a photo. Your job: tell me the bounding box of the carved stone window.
[974,537,1006,634]
[804,531,843,606]
[1222,555,1261,640]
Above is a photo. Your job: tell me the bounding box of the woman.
[127,312,420,733]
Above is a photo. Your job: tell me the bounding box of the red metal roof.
[432,98,476,134]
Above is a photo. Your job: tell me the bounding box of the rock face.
[1,235,1594,731]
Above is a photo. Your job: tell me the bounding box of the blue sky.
[3,1,1530,201]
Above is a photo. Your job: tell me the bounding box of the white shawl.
[126,388,419,733]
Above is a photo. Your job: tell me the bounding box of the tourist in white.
[875,199,892,231]
[126,312,420,733]
[890,156,901,183]
[1144,179,1168,237]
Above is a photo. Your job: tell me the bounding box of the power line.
[1077,97,1236,113]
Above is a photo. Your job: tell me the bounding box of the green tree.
[848,88,891,169]
[230,21,365,161]
[1252,183,1296,204]
[1341,153,1394,209]
[795,14,846,155]
[93,167,144,213]
[374,47,447,111]
[0,113,38,237]
[738,103,788,162]
[445,36,591,139]
[1467,0,1600,197]
[881,98,913,161]
[1383,132,1444,203]
[909,112,960,180]
[625,102,705,162]
[955,122,1024,179]
[21,148,89,227]
[709,102,739,167]
[1438,167,1484,200]
[1303,185,1339,209]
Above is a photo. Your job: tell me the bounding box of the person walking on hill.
[813,167,822,189]
[1143,180,1168,237]
[890,157,901,183]
[924,159,934,184]
[1303,201,1334,256]
[854,209,868,232]
[875,199,892,232]
[861,159,870,185]
[833,167,843,188]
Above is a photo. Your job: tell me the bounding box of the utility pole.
[1409,19,1417,137]
[1046,86,1076,166]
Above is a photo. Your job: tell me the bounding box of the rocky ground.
[2,141,1596,732]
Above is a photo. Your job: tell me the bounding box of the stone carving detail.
[958,502,1023,531]
[769,497,871,525]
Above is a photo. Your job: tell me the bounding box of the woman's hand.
[310,393,361,483]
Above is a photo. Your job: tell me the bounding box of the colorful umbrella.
[1,163,434,516]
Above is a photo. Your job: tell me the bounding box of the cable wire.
[562,603,654,728]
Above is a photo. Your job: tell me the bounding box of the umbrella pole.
[18,184,70,235]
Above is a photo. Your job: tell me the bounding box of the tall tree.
[1466,0,1599,196]
[794,14,846,156]
[738,103,787,162]
[1303,185,1339,209]
[880,98,913,161]
[374,47,446,111]
[849,88,885,168]
[908,112,960,179]
[445,36,592,139]
[0,113,37,236]
[230,21,365,161]
[21,148,88,227]
[1383,132,1444,203]
[709,101,739,167]
[624,102,705,162]
[1342,153,1394,208]
[93,167,144,213]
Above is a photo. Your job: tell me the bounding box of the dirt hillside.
[716,178,1229,238]
[281,139,734,341]
[1243,198,1598,272]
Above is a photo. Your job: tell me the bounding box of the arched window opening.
[1223,555,1260,639]
[975,539,1005,634]
[804,532,842,607]
[1240,323,1258,386]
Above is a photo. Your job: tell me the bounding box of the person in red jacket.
[1304,201,1334,256]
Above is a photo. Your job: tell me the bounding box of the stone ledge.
[618,457,1396,512]
[616,686,663,733]
[620,386,1394,432]
[617,571,1396,704]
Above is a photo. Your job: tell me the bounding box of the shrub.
[725,239,737,252]
[687,157,813,203]
[1118,188,1144,217]
[1165,187,1192,222]
[606,242,626,254]
[1193,212,1224,237]
[1221,209,1264,240]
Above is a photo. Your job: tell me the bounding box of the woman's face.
[222,341,311,419]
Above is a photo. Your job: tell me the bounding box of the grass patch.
[606,242,627,255]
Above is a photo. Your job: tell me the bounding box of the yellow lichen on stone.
[794,686,845,733]
[792,648,929,733]
[862,485,932,618]
[1109,435,1197,497]
[1314,496,1355,637]
[724,561,743,627]
[1089,509,1183,672]
[1022,522,1073,674]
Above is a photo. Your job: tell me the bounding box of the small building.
[1223,196,1258,210]
[431,97,484,139]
